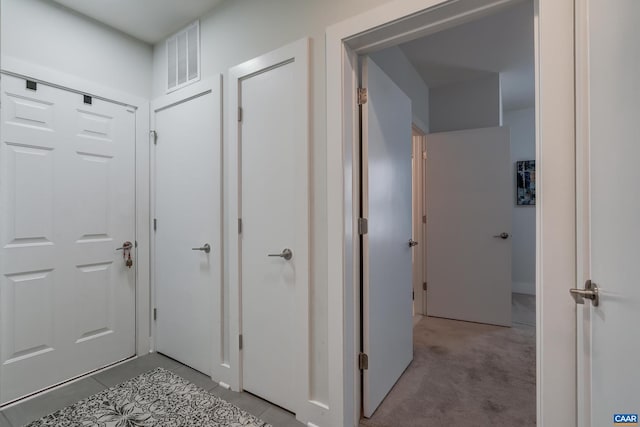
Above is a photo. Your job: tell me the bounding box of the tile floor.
[0,353,303,427]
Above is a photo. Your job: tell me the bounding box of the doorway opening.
[355,1,537,425]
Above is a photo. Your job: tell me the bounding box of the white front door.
[0,75,136,404]
[153,81,221,376]
[426,127,512,326]
[237,52,309,413]
[361,56,414,418]
[578,1,640,424]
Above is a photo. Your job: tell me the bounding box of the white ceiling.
[400,0,534,111]
[51,0,223,44]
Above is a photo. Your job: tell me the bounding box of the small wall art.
[516,160,536,206]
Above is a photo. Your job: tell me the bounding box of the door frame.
[411,124,426,316]
[0,56,151,365]
[226,38,318,424]
[149,75,223,380]
[326,0,577,425]
[574,0,591,425]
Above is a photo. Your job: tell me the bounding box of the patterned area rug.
[25,368,271,427]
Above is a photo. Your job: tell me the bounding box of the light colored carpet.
[361,299,536,427]
[25,368,270,427]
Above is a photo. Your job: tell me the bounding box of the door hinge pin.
[359,352,369,370]
[239,334,243,350]
[150,130,157,145]
[358,218,368,235]
[357,88,368,105]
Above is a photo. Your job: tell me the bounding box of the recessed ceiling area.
[51,0,223,44]
[399,0,534,111]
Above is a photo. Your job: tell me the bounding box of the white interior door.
[361,56,413,418]
[0,74,136,404]
[153,81,221,376]
[578,1,640,425]
[238,54,309,413]
[426,127,511,326]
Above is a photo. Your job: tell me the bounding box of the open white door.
[426,127,511,327]
[361,57,413,418]
[576,1,640,425]
[153,78,222,376]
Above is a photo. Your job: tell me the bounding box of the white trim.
[149,75,225,383]
[574,0,591,425]
[326,0,576,425]
[227,38,315,425]
[533,1,576,425]
[412,125,426,316]
[512,281,536,296]
[0,56,151,359]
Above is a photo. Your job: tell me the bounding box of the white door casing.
[426,127,512,327]
[576,1,640,425]
[411,128,426,315]
[152,77,222,377]
[327,1,576,425]
[0,74,136,404]
[227,39,311,422]
[361,56,413,418]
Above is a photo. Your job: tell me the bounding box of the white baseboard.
[512,281,535,295]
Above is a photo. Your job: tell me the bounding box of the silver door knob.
[569,280,599,306]
[192,243,211,254]
[493,232,510,239]
[408,239,419,247]
[268,248,293,261]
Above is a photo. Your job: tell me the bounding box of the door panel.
[240,61,298,412]
[361,56,414,418]
[426,127,511,327]
[154,85,221,376]
[0,75,136,404]
[583,1,640,424]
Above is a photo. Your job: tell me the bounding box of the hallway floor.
[0,353,302,427]
[361,293,536,427]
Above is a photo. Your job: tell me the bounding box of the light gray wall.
[370,46,429,132]
[1,0,153,99]
[428,74,501,133]
[505,107,536,295]
[151,0,396,407]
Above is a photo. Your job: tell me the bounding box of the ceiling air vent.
[166,21,200,93]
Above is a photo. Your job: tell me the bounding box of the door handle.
[408,239,419,247]
[493,232,510,239]
[116,241,133,251]
[268,248,293,261]
[569,280,599,307]
[192,243,211,254]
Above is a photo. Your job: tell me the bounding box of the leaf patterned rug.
[25,368,271,427]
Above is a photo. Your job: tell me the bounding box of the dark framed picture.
[516,160,536,206]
